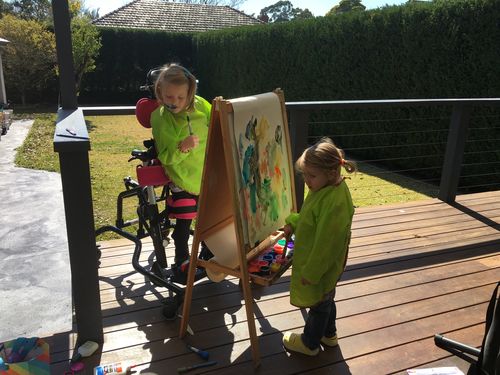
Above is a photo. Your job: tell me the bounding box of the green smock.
[151,96,212,195]
[286,180,354,307]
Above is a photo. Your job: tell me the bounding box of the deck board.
[47,191,500,374]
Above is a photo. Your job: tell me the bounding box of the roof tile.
[93,0,262,32]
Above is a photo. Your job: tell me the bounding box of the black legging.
[172,218,191,264]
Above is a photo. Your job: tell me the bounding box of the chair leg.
[434,334,480,364]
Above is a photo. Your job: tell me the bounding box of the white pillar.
[0,38,10,105]
[0,52,6,105]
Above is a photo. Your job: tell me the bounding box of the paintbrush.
[177,360,217,373]
[164,103,177,111]
[187,115,193,135]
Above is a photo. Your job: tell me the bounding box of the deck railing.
[60,99,500,345]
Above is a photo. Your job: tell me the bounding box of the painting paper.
[229,92,293,247]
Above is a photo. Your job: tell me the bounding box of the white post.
[0,38,10,105]
[0,52,6,104]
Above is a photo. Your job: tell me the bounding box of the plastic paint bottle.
[94,362,133,375]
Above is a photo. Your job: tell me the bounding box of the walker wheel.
[162,296,180,320]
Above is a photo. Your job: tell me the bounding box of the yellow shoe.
[321,334,338,347]
[282,332,320,356]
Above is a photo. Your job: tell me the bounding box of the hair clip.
[181,66,192,79]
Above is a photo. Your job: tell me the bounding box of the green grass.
[346,162,439,207]
[15,114,439,240]
[15,114,60,171]
[85,115,152,235]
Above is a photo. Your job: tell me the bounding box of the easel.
[179,89,296,367]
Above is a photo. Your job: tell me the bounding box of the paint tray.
[249,257,292,286]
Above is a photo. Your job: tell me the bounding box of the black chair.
[435,281,499,375]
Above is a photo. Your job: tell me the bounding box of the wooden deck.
[47,190,500,375]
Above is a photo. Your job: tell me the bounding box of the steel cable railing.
[299,109,500,207]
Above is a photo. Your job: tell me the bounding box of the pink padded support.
[135,98,159,128]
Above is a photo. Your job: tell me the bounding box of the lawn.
[15,114,439,239]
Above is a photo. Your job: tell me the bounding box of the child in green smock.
[282,138,356,356]
[151,64,211,283]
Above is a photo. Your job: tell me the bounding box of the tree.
[327,0,366,15]
[9,0,51,20]
[0,14,56,105]
[71,15,101,94]
[258,0,313,23]
[0,1,15,17]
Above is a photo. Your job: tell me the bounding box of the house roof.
[93,0,262,32]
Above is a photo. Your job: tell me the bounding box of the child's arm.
[285,213,300,233]
[178,134,199,153]
[153,122,192,167]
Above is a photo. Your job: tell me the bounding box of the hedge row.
[80,0,500,105]
[77,0,499,192]
[79,28,194,104]
[193,0,500,101]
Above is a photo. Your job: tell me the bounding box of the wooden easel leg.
[240,271,261,367]
[179,237,200,338]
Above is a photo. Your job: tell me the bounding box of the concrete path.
[0,120,72,342]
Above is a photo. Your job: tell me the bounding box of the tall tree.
[327,0,366,15]
[9,0,51,20]
[258,0,313,23]
[0,1,15,17]
[0,14,56,105]
[71,15,101,94]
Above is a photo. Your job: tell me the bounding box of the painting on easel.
[229,92,294,247]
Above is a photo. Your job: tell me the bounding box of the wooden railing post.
[288,109,309,209]
[54,110,103,345]
[52,0,103,344]
[438,104,472,203]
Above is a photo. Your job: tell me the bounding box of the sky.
[84,0,408,18]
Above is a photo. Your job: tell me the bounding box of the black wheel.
[162,296,180,320]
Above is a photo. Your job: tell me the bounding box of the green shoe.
[282,332,320,356]
[321,334,338,347]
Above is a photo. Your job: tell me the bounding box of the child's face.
[302,165,334,192]
[159,82,189,114]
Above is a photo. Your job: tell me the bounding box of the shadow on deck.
[46,190,500,374]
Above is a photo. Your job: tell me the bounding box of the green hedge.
[78,27,194,104]
[80,0,500,105]
[77,0,499,192]
[193,0,499,101]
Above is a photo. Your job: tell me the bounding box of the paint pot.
[250,259,260,267]
[248,264,260,273]
[259,265,270,276]
[270,262,281,273]
[258,260,268,267]
[273,244,284,254]
[278,239,287,246]
[275,255,287,264]
[262,254,274,264]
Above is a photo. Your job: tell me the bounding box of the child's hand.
[301,277,312,286]
[179,135,199,153]
[283,224,293,240]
